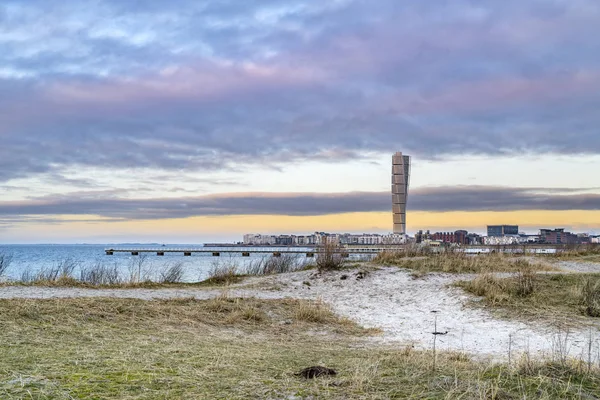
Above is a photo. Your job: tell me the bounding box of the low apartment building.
[431,230,469,245]
[539,229,578,245]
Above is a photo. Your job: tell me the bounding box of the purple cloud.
[1,0,600,183]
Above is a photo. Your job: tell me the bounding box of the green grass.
[457,273,600,326]
[2,298,600,398]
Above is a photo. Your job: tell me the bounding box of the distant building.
[467,233,483,245]
[484,235,521,245]
[591,236,600,244]
[487,225,519,237]
[577,234,591,244]
[539,229,578,245]
[275,235,295,246]
[519,234,541,244]
[415,230,431,244]
[431,230,469,245]
[392,152,411,235]
[243,234,278,245]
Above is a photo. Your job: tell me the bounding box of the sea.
[0,244,321,283]
[1,244,564,283]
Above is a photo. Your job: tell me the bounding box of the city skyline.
[1,0,600,243]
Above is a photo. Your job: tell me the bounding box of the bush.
[316,240,346,272]
[159,262,184,284]
[204,261,243,285]
[245,255,308,275]
[31,258,80,283]
[0,252,13,277]
[80,263,122,286]
[127,254,152,284]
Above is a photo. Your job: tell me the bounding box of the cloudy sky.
[1,0,599,243]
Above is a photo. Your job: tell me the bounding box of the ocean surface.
[0,244,369,283]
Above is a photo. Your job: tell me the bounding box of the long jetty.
[103,247,364,257]
[104,243,587,257]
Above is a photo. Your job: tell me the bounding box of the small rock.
[295,366,337,379]
[302,281,311,287]
[355,271,368,280]
[340,275,348,280]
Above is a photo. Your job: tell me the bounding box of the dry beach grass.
[2,297,600,399]
[457,272,600,327]
[4,250,600,397]
[375,251,555,274]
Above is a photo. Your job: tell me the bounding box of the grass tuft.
[458,273,600,326]
[581,278,600,317]
[293,299,334,323]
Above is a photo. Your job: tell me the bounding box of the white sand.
[2,266,599,359]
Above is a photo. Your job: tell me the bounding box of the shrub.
[127,254,152,284]
[33,258,79,283]
[316,240,345,272]
[245,255,308,275]
[0,252,13,277]
[159,262,184,284]
[204,261,243,285]
[80,263,122,286]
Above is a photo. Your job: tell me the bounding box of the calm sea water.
[0,244,320,283]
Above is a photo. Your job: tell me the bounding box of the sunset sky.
[1,0,599,243]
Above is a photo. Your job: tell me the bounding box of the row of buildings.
[242,232,407,246]
[415,225,599,246]
[244,228,599,247]
[484,226,598,245]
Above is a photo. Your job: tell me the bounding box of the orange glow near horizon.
[2,210,600,242]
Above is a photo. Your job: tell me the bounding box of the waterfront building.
[483,235,521,245]
[392,152,411,235]
[487,225,519,237]
[539,228,578,245]
[431,230,469,245]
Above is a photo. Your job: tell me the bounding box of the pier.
[104,244,585,257]
[104,247,358,257]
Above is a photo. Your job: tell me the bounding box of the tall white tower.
[392,152,411,234]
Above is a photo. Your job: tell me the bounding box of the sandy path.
[1,267,598,359]
[557,261,600,273]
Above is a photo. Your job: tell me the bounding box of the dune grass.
[376,252,553,274]
[457,273,600,326]
[1,297,600,398]
[552,245,600,261]
[552,244,600,259]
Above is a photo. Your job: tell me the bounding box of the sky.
[1,0,599,243]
